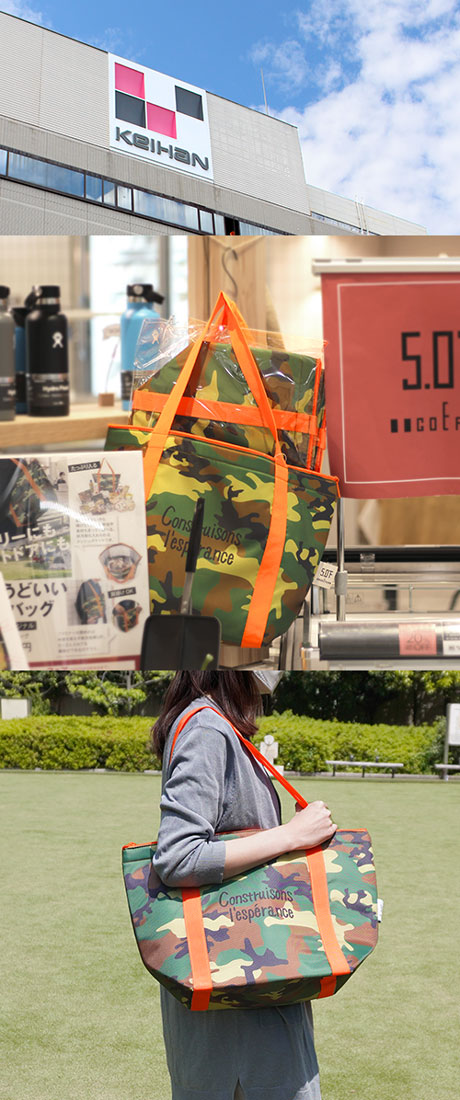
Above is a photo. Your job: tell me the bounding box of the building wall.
[0,12,426,236]
[0,13,311,233]
[0,175,176,234]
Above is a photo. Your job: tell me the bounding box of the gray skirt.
[161,988,321,1100]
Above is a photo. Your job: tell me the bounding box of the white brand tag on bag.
[377,898,384,922]
[313,561,338,589]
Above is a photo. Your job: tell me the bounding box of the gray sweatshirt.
[153,697,321,1100]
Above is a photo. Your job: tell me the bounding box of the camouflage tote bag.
[122,706,379,1011]
[106,294,339,648]
[131,300,327,471]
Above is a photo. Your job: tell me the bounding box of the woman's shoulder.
[165,696,241,764]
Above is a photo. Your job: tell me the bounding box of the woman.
[152,670,336,1100]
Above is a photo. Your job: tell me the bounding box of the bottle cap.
[127,283,164,304]
[11,307,29,326]
[35,285,60,298]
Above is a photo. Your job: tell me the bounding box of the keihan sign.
[314,261,460,498]
[108,55,214,181]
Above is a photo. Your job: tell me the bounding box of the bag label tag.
[314,561,338,590]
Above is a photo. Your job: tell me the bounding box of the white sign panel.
[108,54,214,181]
[447,703,460,745]
[0,453,150,669]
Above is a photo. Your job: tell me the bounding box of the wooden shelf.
[1,402,130,450]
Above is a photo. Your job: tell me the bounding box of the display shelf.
[0,403,129,450]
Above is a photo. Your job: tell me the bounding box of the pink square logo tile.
[146,102,177,139]
[115,63,145,99]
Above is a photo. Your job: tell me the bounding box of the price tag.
[443,628,460,656]
[398,623,437,657]
[314,561,338,590]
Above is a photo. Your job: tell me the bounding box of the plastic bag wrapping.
[131,317,327,471]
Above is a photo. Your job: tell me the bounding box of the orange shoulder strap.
[171,705,349,1010]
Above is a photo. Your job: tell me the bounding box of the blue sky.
[2,0,460,231]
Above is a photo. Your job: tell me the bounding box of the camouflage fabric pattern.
[105,425,338,646]
[7,459,57,531]
[131,342,324,469]
[122,829,378,1010]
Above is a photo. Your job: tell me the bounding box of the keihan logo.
[113,62,209,172]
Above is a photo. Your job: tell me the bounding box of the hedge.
[0,711,445,774]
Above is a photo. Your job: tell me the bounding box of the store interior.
[1,233,459,670]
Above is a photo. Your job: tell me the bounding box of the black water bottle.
[0,286,16,422]
[25,285,69,416]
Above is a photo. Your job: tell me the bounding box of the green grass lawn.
[1,773,459,1100]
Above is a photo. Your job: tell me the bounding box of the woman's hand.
[284,801,336,851]
[223,800,337,880]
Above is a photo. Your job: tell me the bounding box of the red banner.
[320,270,460,498]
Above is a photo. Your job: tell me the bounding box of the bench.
[326,759,404,778]
[435,764,460,781]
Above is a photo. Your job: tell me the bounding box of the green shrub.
[0,711,440,773]
[0,716,160,772]
[256,712,437,774]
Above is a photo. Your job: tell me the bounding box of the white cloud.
[0,1,46,23]
[252,0,460,231]
[250,39,309,93]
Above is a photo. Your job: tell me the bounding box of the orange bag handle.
[97,458,117,491]
[142,291,286,499]
[142,292,290,649]
[171,705,350,1010]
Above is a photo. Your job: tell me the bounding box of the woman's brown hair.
[151,671,262,760]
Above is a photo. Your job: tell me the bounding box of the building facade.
[0,13,426,237]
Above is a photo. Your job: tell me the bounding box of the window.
[133,189,199,229]
[0,145,283,237]
[103,180,116,205]
[48,163,84,197]
[115,90,146,128]
[175,86,203,120]
[214,214,225,234]
[9,152,48,186]
[199,209,214,233]
[117,186,133,211]
[9,153,84,197]
[86,175,102,202]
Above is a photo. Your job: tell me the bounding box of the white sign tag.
[443,629,460,658]
[447,703,460,745]
[314,561,338,590]
[377,898,384,923]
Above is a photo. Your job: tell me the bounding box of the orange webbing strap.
[306,359,323,469]
[141,292,285,501]
[240,455,289,647]
[88,581,104,618]
[168,706,309,801]
[169,705,349,1004]
[132,388,315,436]
[182,887,213,1011]
[305,845,350,995]
[217,303,290,646]
[97,458,117,492]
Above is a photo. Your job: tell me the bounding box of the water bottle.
[25,285,69,416]
[0,286,15,422]
[12,306,29,414]
[120,283,163,410]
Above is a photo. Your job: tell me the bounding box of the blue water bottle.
[120,284,164,411]
[12,306,29,414]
